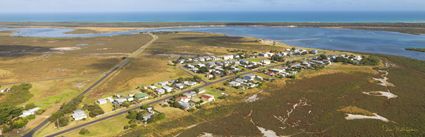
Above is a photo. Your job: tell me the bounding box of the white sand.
[257,126,280,137]
[245,94,260,103]
[198,132,214,137]
[373,77,395,87]
[50,47,81,51]
[345,113,390,122]
[362,91,398,99]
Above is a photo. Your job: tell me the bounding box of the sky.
[0,0,424,13]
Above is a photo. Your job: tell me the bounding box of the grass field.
[0,33,151,136]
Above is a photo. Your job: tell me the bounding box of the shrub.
[83,104,104,117]
[360,56,380,66]
[126,110,138,120]
[24,103,37,110]
[79,128,90,135]
[11,118,28,129]
[56,116,69,127]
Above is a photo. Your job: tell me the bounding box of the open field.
[0,33,151,136]
[2,22,425,34]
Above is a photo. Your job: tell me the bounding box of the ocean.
[0,11,425,23]
[2,26,425,60]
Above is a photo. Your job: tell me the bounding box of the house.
[270,68,285,73]
[183,91,197,98]
[106,97,114,103]
[354,55,363,61]
[148,85,157,90]
[127,97,134,102]
[71,109,87,121]
[142,113,153,122]
[183,81,197,86]
[259,52,273,57]
[222,55,234,60]
[176,96,191,103]
[97,98,108,105]
[163,86,173,92]
[0,88,10,93]
[176,101,192,110]
[175,83,185,89]
[20,107,40,118]
[114,98,127,104]
[201,94,215,102]
[135,92,149,100]
[310,50,319,54]
[196,63,206,68]
[155,88,166,95]
[157,81,169,86]
[243,74,256,81]
[261,60,271,65]
[229,81,242,87]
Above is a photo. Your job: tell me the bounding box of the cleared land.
[0,33,151,136]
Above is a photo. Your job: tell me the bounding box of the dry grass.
[338,106,374,116]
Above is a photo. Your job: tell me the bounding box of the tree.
[24,103,36,110]
[136,112,145,121]
[271,55,285,62]
[319,54,328,60]
[140,105,149,110]
[56,116,69,127]
[198,67,208,73]
[83,104,104,117]
[79,128,90,135]
[360,56,380,66]
[126,110,138,120]
[0,104,23,125]
[11,118,28,129]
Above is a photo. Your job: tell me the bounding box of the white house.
[222,55,234,60]
[229,81,242,87]
[157,81,169,86]
[183,81,197,86]
[72,109,87,121]
[114,98,127,104]
[155,88,166,95]
[0,88,10,93]
[261,60,271,65]
[175,83,185,89]
[148,85,157,90]
[20,107,40,118]
[163,86,173,92]
[97,98,108,105]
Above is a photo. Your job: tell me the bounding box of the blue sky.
[1,0,424,13]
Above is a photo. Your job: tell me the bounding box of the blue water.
[1,12,425,22]
[1,26,425,60]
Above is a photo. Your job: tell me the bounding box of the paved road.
[22,33,157,137]
[44,62,284,137]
